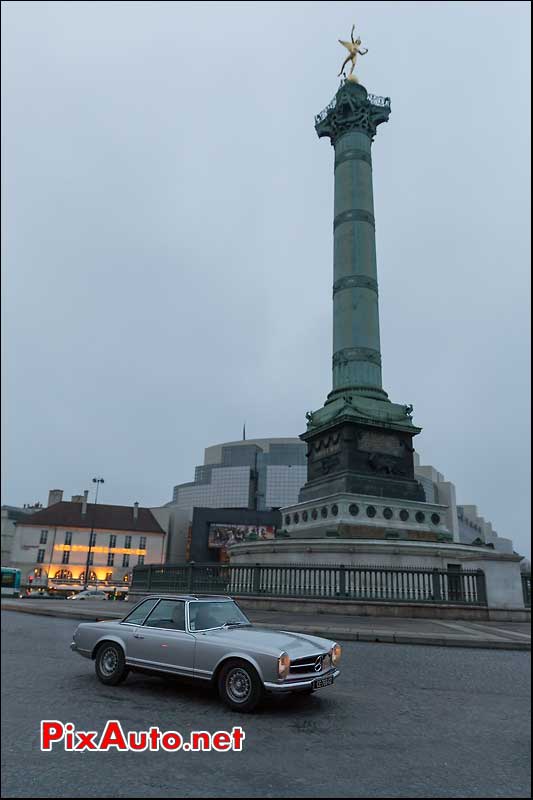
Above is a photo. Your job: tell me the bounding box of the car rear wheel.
[217,659,263,713]
[95,643,129,686]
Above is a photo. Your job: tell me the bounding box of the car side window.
[143,600,186,631]
[122,598,159,625]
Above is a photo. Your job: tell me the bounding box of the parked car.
[71,594,342,712]
[22,590,66,600]
[68,590,109,601]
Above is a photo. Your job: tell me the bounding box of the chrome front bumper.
[263,668,340,693]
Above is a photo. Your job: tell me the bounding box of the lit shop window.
[54,569,72,580]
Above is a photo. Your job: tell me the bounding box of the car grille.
[289,653,331,676]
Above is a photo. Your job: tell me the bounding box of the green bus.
[1,567,21,597]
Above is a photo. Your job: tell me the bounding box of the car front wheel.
[95,643,129,686]
[217,659,263,713]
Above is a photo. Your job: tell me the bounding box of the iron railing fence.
[314,90,391,125]
[522,574,531,608]
[131,563,488,606]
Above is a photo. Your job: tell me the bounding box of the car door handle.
[133,633,144,639]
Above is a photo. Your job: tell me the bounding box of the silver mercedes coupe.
[71,594,341,711]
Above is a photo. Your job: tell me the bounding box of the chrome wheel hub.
[100,647,118,676]
[226,668,251,703]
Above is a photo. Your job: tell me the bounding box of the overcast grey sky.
[2,1,530,556]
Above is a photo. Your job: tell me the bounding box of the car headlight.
[278,652,290,679]
[330,643,342,666]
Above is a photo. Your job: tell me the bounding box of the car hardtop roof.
[143,594,233,602]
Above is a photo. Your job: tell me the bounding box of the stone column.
[315,82,391,402]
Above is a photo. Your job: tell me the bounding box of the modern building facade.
[165,438,306,564]
[413,454,514,554]
[172,438,307,512]
[456,505,513,554]
[8,490,166,588]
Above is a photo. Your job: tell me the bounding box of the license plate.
[313,675,334,689]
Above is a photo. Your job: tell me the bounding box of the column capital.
[315,81,391,144]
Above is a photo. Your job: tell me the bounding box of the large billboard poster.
[208,524,275,549]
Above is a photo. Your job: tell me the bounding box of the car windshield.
[188,600,250,631]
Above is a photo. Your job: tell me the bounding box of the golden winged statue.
[338,24,368,82]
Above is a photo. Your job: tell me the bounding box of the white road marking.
[432,621,508,640]
[465,623,531,640]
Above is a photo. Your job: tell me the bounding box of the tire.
[217,659,264,713]
[95,642,129,686]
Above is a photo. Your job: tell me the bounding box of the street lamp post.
[83,477,104,590]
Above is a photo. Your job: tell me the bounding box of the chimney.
[71,494,84,503]
[48,489,63,507]
[133,502,139,522]
[81,490,89,516]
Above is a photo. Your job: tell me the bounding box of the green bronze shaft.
[315,82,391,402]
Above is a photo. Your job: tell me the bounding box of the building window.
[124,536,132,549]
[64,531,72,546]
[62,551,70,564]
[109,534,116,548]
[55,569,72,580]
[89,532,96,547]
[40,530,48,544]
[138,555,145,566]
[37,549,45,564]
[122,554,130,568]
[34,568,42,578]
[105,572,113,581]
[139,537,146,550]
[107,553,114,567]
